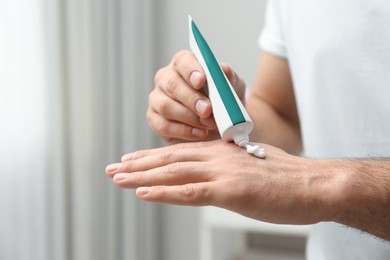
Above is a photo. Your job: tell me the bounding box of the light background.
[0,1,267,260]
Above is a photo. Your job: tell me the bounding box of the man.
[106,0,390,258]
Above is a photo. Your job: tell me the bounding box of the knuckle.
[158,98,170,116]
[148,90,155,104]
[145,109,154,125]
[154,67,166,85]
[184,108,197,123]
[148,90,175,119]
[159,148,173,164]
[166,162,181,175]
[121,159,137,172]
[154,67,180,97]
[181,183,197,201]
[180,184,210,204]
[146,111,162,135]
[165,75,179,95]
[130,150,142,160]
[146,93,157,116]
[172,50,191,67]
[156,119,170,134]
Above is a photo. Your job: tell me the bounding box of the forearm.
[246,93,302,155]
[317,159,390,240]
[246,52,302,154]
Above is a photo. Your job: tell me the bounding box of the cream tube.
[188,16,265,158]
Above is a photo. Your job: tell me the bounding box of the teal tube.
[191,20,246,125]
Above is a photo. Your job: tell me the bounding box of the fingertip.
[191,128,208,138]
[113,173,128,182]
[220,63,232,74]
[189,71,205,89]
[195,99,211,117]
[105,163,121,176]
[121,153,134,162]
[136,186,151,197]
[220,63,235,84]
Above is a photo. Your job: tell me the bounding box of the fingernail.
[106,163,121,173]
[136,187,150,196]
[121,153,134,162]
[192,128,206,138]
[190,71,202,87]
[200,117,216,128]
[114,173,127,182]
[196,99,208,115]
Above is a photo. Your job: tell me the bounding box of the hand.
[106,140,336,225]
[147,50,246,144]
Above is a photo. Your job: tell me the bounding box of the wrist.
[301,159,352,224]
[329,160,390,237]
[314,158,390,237]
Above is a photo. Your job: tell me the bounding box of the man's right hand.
[147,50,246,144]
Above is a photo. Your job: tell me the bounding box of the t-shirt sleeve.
[259,0,287,58]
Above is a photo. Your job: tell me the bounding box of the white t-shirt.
[259,0,390,259]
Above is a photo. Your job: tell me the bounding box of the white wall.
[153,2,267,260]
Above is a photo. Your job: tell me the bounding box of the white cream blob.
[238,142,266,158]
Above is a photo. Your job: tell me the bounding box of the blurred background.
[0,0,309,259]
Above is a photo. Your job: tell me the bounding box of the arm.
[248,54,390,239]
[247,52,302,154]
[106,140,390,241]
[118,50,390,240]
[328,159,390,240]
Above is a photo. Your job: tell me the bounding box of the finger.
[147,110,208,142]
[171,50,206,89]
[155,70,212,118]
[220,63,246,100]
[120,140,218,163]
[220,63,236,84]
[113,161,211,188]
[135,182,215,206]
[109,141,217,178]
[108,150,183,179]
[120,147,206,174]
[148,90,213,129]
[199,115,217,130]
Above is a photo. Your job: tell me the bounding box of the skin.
[106,51,390,240]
